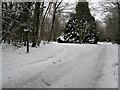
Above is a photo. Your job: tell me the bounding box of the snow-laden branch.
[1,8,16,15]
[1,19,11,25]
[3,17,19,23]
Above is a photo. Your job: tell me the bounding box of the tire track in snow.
[95,44,118,88]
[93,45,107,88]
[49,44,116,88]
[48,44,101,88]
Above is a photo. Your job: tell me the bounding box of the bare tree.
[2,2,34,44]
[32,2,41,47]
[48,1,62,42]
[39,2,52,42]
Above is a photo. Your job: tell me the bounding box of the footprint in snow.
[59,60,61,62]
[48,56,52,58]
[8,77,12,82]
[52,62,56,64]
[115,62,118,66]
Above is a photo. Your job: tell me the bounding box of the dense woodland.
[1,1,120,52]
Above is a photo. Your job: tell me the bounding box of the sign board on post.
[24,29,29,32]
[24,29,29,53]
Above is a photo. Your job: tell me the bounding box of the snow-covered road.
[2,42,118,88]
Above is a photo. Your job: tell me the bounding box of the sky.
[61,0,118,22]
[59,0,105,21]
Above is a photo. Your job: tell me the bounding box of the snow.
[0,44,2,89]
[2,42,118,88]
[58,36,65,41]
[97,45,118,87]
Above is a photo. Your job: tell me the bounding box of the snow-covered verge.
[0,44,2,89]
[2,42,118,88]
[119,45,120,89]
[96,44,118,88]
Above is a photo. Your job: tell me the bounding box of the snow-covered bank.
[2,42,118,88]
[95,44,118,88]
[0,44,2,89]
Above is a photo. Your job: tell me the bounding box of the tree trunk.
[32,2,41,47]
[40,2,52,42]
[26,31,29,53]
[38,2,44,43]
[48,3,57,42]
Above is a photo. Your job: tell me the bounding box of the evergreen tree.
[58,2,99,44]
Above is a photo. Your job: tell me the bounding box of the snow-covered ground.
[0,44,2,89]
[2,42,118,88]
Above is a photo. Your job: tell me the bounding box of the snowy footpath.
[2,42,118,88]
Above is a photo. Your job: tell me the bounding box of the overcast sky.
[61,0,118,22]
[60,0,105,21]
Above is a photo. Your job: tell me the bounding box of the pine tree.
[58,2,99,44]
